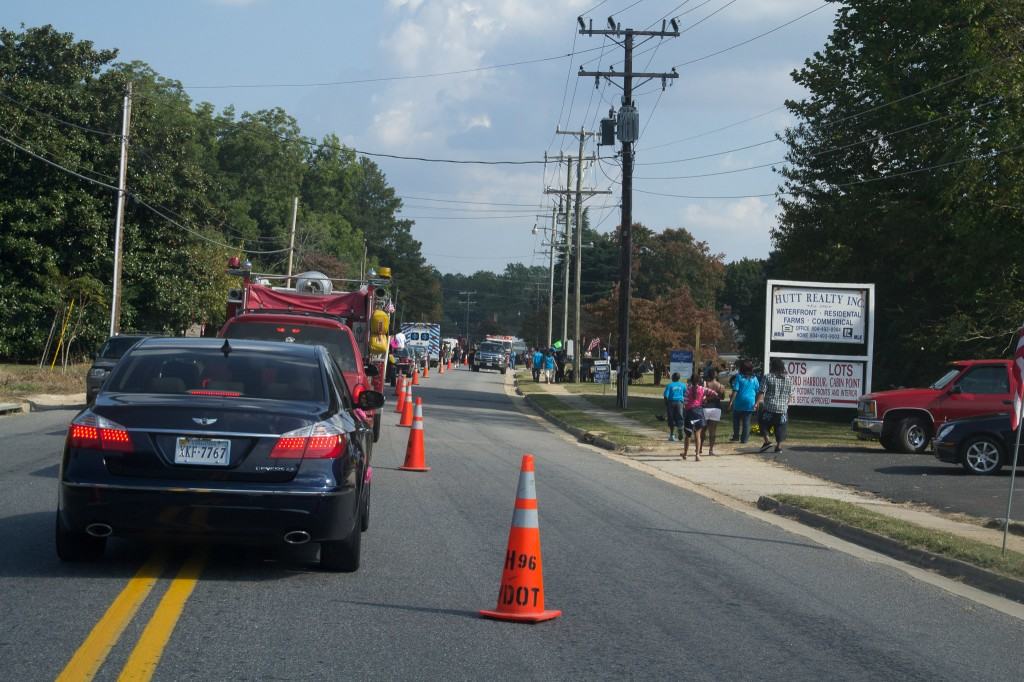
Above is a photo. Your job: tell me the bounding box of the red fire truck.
[219,260,394,443]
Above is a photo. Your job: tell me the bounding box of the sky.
[1,0,839,275]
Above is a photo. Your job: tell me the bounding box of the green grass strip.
[773,494,1024,580]
[527,394,649,448]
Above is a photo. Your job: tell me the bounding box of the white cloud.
[372,101,433,147]
[465,114,492,130]
[684,197,777,235]
[389,0,426,10]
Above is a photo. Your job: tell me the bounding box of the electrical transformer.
[616,105,639,143]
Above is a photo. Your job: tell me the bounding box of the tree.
[634,227,725,309]
[774,0,1024,387]
[719,258,767,357]
[587,284,720,385]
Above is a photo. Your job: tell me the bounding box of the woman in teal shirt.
[728,360,760,444]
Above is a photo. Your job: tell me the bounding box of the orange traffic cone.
[480,454,561,623]
[399,398,430,472]
[398,385,414,427]
[394,376,406,413]
[438,360,444,375]
[423,362,430,379]
[448,359,452,371]
[412,368,420,386]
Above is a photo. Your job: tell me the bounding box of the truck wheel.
[372,412,381,443]
[961,436,1004,475]
[897,417,930,453]
[879,432,897,451]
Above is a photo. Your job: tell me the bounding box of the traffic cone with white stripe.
[394,375,406,413]
[399,398,430,472]
[439,359,445,375]
[480,454,561,623]
[412,368,420,385]
[398,384,414,427]
[423,362,430,379]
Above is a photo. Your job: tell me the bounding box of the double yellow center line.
[56,551,206,682]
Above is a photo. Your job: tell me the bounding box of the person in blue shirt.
[531,348,544,382]
[662,372,687,442]
[728,359,761,444]
[543,349,556,384]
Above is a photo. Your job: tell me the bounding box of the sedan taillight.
[68,412,134,453]
[270,422,347,459]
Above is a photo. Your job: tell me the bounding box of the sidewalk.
[517,375,1024,555]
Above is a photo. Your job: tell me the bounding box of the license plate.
[174,437,231,466]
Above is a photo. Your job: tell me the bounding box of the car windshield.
[106,346,325,401]
[479,343,503,353]
[223,321,357,373]
[99,336,146,360]
[930,368,962,390]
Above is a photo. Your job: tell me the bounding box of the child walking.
[681,372,718,461]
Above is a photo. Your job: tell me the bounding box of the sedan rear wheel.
[961,436,1004,476]
[360,482,370,533]
[55,513,106,562]
[320,510,362,572]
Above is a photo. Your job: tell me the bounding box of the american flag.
[1013,322,1024,430]
[587,337,601,353]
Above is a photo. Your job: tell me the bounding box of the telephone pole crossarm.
[578,71,678,80]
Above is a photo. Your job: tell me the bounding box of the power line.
[636,105,785,151]
[0,131,291,254]
[672,3,831,68]
[634,98,1002,179]
[178,47,606,90]
[631,140,1024,199]
[0,90,120,138]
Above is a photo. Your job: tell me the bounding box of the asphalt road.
[757,445,1024,521]
[1,371,1022,680]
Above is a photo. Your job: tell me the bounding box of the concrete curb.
[521,394,622,452]
[757,495,1024,605]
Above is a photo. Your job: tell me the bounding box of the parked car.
[473,341,508,374]
[853,360,1014,453]
[57,337,383,571]
[86,334,158,404]
[933,413,1023,475]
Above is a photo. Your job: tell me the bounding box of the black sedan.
[57,337,383,571]
[933,413,1024,476]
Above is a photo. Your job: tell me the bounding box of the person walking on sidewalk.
[728,359,760,444]
[662,372,686,442]
[543,349,556,384]
[532,348,544,383]
[702,368,727,456]
[757,358,794,454]
[681,372,718,461]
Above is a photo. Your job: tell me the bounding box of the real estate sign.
[783,358,865,407]
[770,285,867,344]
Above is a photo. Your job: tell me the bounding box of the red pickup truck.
[853,360,1015,453]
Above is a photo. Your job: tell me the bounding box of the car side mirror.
[364,364,379,377]
[357,390,385,410]
[949,384,963,395]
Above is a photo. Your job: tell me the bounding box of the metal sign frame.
[762,279,876,407]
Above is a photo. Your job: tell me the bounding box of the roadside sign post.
[762,280,876,407]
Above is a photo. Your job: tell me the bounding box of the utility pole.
[545,146,610,363]
[286,197,299,287]
[109,82,132,337]
[547,204,556,349]
[459,291,476,346]
[578,14,679,407]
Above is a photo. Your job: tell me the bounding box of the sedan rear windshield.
[223,321,357,372]
[105,347,325,402]
[98,336,147,360]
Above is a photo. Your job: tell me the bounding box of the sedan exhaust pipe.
[283,530,310,545]
[86,523,113,538]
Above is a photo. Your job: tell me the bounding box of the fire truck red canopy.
[244,284,369,319]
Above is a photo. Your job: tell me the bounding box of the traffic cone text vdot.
[399,398,430,472]
[480,454,561,623]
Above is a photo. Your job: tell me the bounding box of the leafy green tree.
[774,0,1024,387]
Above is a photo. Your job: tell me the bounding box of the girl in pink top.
[681,373,718,461]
